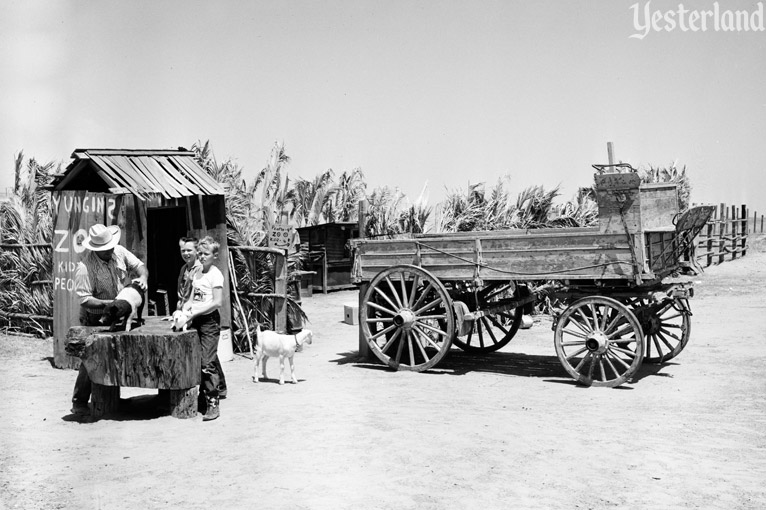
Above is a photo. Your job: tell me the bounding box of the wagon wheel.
[554,296,644,387]
[360,265,455,372]
[622,297,691,363]
[451,282,524,353]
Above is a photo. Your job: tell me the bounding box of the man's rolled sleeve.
[73,263,93,305]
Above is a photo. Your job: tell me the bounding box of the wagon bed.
[351,169,714,387]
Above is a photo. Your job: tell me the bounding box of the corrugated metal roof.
[50,149,224,198]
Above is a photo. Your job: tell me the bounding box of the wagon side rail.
[351,229,646,285]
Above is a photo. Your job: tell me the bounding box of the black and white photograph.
[1,1,765,508]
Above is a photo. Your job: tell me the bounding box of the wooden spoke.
[452,281,526,353]
[562,329,588,340]
[367,300,397,317]
[554,296,644,387]
[417,321,449,338]
[413,296,444,316]
[370,324,398,341]
[384,276,404,309]
[373,286,401,315]
[622,297,692,363]
[411,282,435,311]
[380,328,402,354]
[360,265,454,372]
[413,324,442,351]
[407,273,420,308]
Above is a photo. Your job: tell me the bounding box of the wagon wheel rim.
[451,282,523,353]
[360,265,455,372]
[622,297,691,363]
[554,296,644,387]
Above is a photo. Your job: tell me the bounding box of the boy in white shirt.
[185,236,226,421]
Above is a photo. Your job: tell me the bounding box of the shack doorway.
[147,207,187,315]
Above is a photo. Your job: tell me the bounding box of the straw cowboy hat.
[83,224,121,251]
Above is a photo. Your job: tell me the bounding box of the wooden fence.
[693,203,752,267]
[750,210,766,234]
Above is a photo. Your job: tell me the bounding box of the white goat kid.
[171,309,192,332]
[253,324,313,385]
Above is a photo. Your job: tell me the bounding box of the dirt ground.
[1,244,765,510]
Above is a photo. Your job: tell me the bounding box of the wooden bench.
[66,317,201,420]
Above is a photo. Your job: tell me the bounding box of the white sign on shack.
[268,223,292,249]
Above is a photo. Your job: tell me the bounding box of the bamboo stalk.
[228,250,253,359]
[0,243,51,249]
[0,311,53,321]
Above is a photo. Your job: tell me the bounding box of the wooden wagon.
[350,167,714,387]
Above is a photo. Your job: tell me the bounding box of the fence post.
[742,205,748,257]
[719,203,727,264]
[706,207,715,267]
[731,205,738,260]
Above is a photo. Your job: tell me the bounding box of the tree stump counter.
[66,317,201,419]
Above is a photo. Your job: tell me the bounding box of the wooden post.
[706,208,714,267]
[719,203,727,264]
[742,205,748,257]
[274,249,287,333]
[358,199,367,239]
[607,142,615,167]
[731,205,738,260]
[322,248,328,295]
[357,282,371,360]
[91,384,120,420]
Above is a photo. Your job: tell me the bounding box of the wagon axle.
[392,310,416,329]
[585,332,610,354]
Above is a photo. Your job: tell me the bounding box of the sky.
[2,0,765,214]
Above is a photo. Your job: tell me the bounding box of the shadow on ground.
[331,349,682,388]
[60,394,179,423]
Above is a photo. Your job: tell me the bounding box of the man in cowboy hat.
[70,223,148,416]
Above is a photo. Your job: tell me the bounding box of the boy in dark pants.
[176,237,227,400]
[181,236,226,421]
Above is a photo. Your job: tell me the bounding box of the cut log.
[68,317,201,390]
[169,387,199,419]
[91,383,120,419]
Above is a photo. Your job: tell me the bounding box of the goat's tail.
[254,322,262,347]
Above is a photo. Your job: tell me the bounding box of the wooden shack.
[48,148,230,369]
[298,222,358,293]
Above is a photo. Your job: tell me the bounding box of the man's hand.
[132,277,148,291]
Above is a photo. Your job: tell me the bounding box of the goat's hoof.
[279,380,285,385]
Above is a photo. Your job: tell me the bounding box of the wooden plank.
[171,156,223,195]
[143,156,197,196]
[84,149,195,157]
[143,156,201,196]
[639,185,678,230]
[52,191,121,369]
[88,157,128,189]
[121,156,175,199]
[109,155,167,197]
[163,156,208,194]
[133,156,188,198]
[92,156,147,198]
